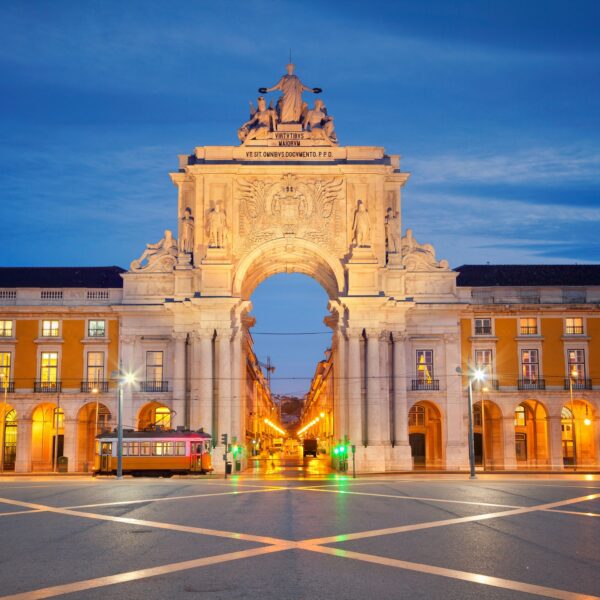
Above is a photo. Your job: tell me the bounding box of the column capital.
[121,335,136,344]
[364,328,381,339]
[172,332,188,341]
[347,327,363,340]
[215,328,233,339]
[191,329,214,341]
[390,331,407,342]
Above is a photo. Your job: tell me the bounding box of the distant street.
[0,473,599,599]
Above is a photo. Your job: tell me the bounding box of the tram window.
[130,442,139,456]
[153,442,163,456]
[175,442,186,455]
[101,442,112,455]
[122,443,129,456]
[163,442,174,455]
[141,442,151,456]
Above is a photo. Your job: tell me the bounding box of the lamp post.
[569,366,578,472]
[0,372,8,473]
[115,371,135,480]
[466,366,486,480]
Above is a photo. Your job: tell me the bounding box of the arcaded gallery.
[1,66,599,473]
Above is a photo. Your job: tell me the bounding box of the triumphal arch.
[121,64,465,472]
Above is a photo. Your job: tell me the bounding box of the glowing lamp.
[584,418,592,427]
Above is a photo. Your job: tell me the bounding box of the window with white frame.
[519,318,537,335]
[521,349,539,382]
[41,320,59,337]
[408,404,425,427]
[474,318,492,335]
[565,317,584,335]
[0,320,13,337]
[0,352,11,384]
[474,349,493,373]
[40,352,58,383]
[146,351,164,383]
[416,350,434,383]
[87,320,106,338]
[567,349,586,382]
[86,351,105,383]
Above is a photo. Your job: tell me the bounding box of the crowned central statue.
[238,64,336,145]
[259,63,322,123]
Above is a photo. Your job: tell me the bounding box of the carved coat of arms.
[235,173,343,254]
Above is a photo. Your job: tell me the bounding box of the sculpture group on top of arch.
[237,63,337,145]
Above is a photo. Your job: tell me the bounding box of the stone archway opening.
[77,402,112,471]
[31,402,64,472]
[473,399,504,470]
[561,400,596,468]
[408,401,444,469]
[514,399,549,468]
[244,269,336,475]
[138,402,173,431]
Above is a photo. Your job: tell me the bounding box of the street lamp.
[569,366,578,472]
[467,366,486,480]
[115,371,136,479]
[0,371,8,474]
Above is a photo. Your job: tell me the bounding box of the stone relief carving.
[236,173,343,254]
[352,200,371,247]
[385,207,401,254]
[206,204,228,248]
[179,207,194,254]
[130,230,178,272]
[401,228,450,271]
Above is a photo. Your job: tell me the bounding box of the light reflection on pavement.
[245,454,334,479]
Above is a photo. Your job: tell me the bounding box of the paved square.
[0,475,599,599]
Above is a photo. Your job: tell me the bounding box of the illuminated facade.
[2,66,599,473]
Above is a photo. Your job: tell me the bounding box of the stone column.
[444,334,467,469]
[502,416,517,470]
[334,329,347,441]
[365,329,381,445]
[230,329,243,446]
[347,329,363,447]
[120,335,136,431]
[172,333,187,428]
[194,331,213,433]
[15,418,32,473]
[547,416,565,470]
[378,331,391,446]
[216,329,232,443]
[391,332,412,469]
[63,418,78,473]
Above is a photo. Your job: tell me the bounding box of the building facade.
[2,66,599,473]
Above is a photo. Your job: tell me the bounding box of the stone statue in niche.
[207,204,228,248]
[385,207,401,254]
[303,99,336,144]
[401,228,450,271]
[130,230,178,271]
[238,96,278,143]
[352,200,371,247]
[259,63,322,123]
[179,207,194,254]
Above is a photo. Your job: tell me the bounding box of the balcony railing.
[519,326,538,335]
[140,380,169,393]
[80,381,109,393]
[473,378,500,391]
[518,378,545,391]
[565,326,584,335]
[474,326,492,335]
[0,380,14,393]
[412,379,440,391]
[564,378,592,390]
[34,381,62,393]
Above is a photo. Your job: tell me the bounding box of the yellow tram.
[94,429,213,476]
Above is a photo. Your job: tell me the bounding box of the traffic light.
[231,444,240,457]
[221,433,228,447]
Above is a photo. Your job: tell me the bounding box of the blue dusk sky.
[1,1,599,395]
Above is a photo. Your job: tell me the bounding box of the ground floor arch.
[473,399,504,470]
[1,405,16,471]
[77,402,112,471]
[514,399,549,468]
[561,399,596,468]
[408,401,443,469]
[31,402,64,471]
[138,401,173,431]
